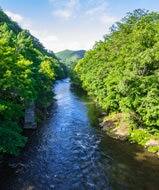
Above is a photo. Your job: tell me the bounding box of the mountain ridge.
[55,49,86,68]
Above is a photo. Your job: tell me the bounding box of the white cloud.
[85,1,118,29]
[85,2,108,16]
[52,0,79,20]
[4,10,59,51]
[30,29,59,50]
[48,40,89,53]
[5,10,23,23]
[100,14,117,25]
[33,31,89,52]
[5,10,31,28]
[53,9,72,19]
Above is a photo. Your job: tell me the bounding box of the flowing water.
[0,79,159,190]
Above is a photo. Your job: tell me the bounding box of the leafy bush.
[128,129,150,146]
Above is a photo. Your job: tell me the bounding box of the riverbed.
[0,79,159,190]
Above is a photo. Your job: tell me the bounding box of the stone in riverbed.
[100,113,130,140]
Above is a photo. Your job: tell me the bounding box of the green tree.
[75,9,159,131]
[0,9,64,155]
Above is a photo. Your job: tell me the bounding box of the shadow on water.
[0,78,159,190]
[70,85,101,127]
[71,80,159,190]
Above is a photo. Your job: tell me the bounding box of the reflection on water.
[0,78,159,190]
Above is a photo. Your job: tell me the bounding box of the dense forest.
[0,9,65,155]
[75,9,159,153]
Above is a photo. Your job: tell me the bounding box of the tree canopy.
[75,9,159,134]
[0,9,65,155]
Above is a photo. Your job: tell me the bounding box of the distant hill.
[56,50,86,68]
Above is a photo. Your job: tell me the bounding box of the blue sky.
[0,0,159,52]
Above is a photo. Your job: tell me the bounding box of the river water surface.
[1,79,159,190]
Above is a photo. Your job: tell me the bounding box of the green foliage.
[0,9,64,155]
[75,9,159,134]
[148,146,159,153]
[128,129,150,146]
[0,122,27,155]
[129,129,159,153]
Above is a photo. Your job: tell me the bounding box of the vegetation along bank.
[0,9,65,156]
[74,9,159,156]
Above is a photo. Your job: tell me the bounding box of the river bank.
[71,81,159,158]
[99,112,159,158]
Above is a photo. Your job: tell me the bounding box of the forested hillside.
[56,50,85,68]
[75,9,159,153]
[0,8,65,155]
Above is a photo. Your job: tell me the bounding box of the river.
[0,78,159,190]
